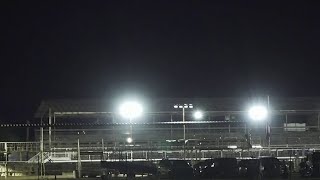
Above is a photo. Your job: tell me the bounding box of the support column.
[183,107,186,160]
[77,138,81,178]
[195,149,198,161]
[170,115,173,139]
[101,139,105,160]
[40,127,44,178]
[53,113,56,146]
[5,142,7,179]
[48,108,52,150]
[258,149,261,157]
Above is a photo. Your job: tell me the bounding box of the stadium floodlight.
[252,145,262,149]
[119,101,143,119]
[126,137,133,143]
[193,110,204,120]
[248,105,268,121]
[227,145,237,149]
[173,103,194,160]
[174,104,193,109]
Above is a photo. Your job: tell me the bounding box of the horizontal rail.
[0,121,243,128]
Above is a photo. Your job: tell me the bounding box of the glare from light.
[166,140,176,143]
[252,145,262,149]
[228,145,237,149]
[175,104,193,109]
[126,137,133,143]
[193,110,204,120]
[119,101,143,119]
[248,105,268,121]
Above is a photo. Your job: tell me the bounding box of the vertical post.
[318,113,320,131]
[4,142,7,179]
[170,114,173,139]
[102,139,105,161]
[40,127,44,178]
[267,95,271,154]
[258,149,261,157]
[183,107,185,141]
[129,118,133,139]
[53,113,56,147]
[26,120,30,141]
[48,108,52,151]
[77,138,81,178]
[183,107,186,160]
[102,138,105,151]
[285,114,288,131]
[195,149,198,161]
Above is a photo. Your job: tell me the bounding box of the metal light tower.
[248,100,270,152]
[119,101,143,144]
[174,104,193,159]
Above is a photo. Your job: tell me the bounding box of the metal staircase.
[27,152,51,163]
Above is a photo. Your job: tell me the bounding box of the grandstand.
[1,97,320,177]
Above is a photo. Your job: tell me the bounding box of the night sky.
[1,1,320,123]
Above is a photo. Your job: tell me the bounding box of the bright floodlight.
[193,110,204,120]
[228,145,237,149]
[119,101,143,119]
[248,105,268,121]
[126,137,133,143]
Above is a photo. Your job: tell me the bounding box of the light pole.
[248,104,269,152]
[174,104,204,159]
[77,131,85,178]
[119,101,143,162]
[174,104,193,146]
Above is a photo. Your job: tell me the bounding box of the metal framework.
[1,97,320,177]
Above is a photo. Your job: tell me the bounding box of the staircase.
[27,152,51,163]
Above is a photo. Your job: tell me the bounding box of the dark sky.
[0,1,320,122]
